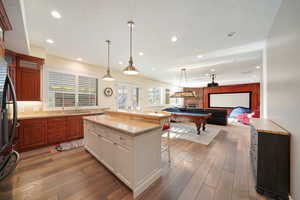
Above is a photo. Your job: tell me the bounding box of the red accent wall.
[203,83,260,115]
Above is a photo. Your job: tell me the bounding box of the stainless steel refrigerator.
[0,56,18,181]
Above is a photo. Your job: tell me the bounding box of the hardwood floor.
[0,124,269,200]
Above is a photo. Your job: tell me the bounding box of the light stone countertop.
[17,109,106,120]
[105,109,171,121]
[250,118,289,135]
[83,114,161,136]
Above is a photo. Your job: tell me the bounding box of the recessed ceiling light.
[46,39,54,44]
[210,69,215,72]
[227,32,236,37]
[139,52,144,56]
[197,55,204,58]
[118,61,123,65]
[171,36,178,42]
[256,66,261,69]
[51,10,61,19]
[76,58,82,61]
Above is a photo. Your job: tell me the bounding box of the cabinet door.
[100,136,114,171]
[17,67,40,101]
[85,131,102,159]
[47,117,66,144]
[16,54,44,101]
[114,145,132,186]
[19,119,46,150]
[66,116,83,140]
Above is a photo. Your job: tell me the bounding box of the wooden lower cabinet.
[66,116,83,140]
[17,114,94,152]
[18,119,47,151]
[47,117,67,144]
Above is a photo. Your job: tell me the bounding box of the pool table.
[170,112,212,135]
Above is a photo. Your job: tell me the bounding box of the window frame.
[148,87,163,106]
[43,68,99,110]
[116,83,140,110]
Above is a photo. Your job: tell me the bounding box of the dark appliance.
[0,56,19,181]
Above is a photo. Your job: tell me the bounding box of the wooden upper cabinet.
[0,0,12,57]
[5,49,16,87]
[16,54,44,101]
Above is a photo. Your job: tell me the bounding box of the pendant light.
[102,40,114,81]
[170,68,196,98]
[123,21,139,75]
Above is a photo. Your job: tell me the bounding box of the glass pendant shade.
[102,72,114,81]
[123,56,139,75]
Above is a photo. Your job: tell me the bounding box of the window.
[165,89,170,104]
[148,88,162,105]
[78,76,98,107]
[46,71,98,109]
[117,85,139,109]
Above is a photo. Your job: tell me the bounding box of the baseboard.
[133,168,162,199]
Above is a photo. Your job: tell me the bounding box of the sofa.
[162,107,228,126]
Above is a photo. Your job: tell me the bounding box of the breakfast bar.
[83,110,170,198]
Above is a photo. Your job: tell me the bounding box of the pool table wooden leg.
[194,120,202,135]
[202,119,207,131]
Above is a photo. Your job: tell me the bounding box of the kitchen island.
[83,111,170,198]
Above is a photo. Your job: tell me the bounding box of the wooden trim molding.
[0,0,12,31]
[16,53,45,65]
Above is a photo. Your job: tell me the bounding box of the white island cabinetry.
[83,114,167,198]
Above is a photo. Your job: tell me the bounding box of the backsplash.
[16,101,43,113]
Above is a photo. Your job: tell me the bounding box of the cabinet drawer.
[94,124,110,138]
[92,124,133,148]
[47,117,67,144]
[115,134,133,148]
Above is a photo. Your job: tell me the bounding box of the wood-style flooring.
[0,124,270,200]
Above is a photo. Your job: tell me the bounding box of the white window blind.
[78,76,98,107]
[148,88,162,105]
[46,71,98,109]
[48,71,76,108]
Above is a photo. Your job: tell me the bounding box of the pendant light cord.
[106,40,111,74]
[128,21,134,65]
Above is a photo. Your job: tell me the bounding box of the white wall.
[27,45,178,112]
[265,1,300,199]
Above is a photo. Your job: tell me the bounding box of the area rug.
[168,123,222,145]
